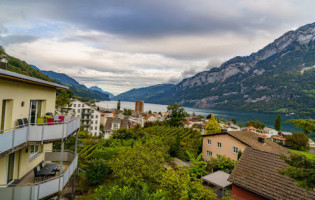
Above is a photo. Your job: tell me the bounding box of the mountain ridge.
[114,22,315,116]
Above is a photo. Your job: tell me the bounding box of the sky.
[0,0,315,95]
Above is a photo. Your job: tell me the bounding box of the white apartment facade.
[68,99,101,136]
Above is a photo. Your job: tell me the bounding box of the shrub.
[86,159,111,185]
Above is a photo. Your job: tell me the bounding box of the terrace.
[0,151,78,200]
[0,116,80,157]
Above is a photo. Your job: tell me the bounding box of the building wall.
[135,101,144,113]
[0,79,56,130]
[0,143,52,185]
[232,184,268,200]
[202,134,247,161]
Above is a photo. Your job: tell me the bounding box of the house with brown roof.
[228,148,315,200]
[202,131,287,161]
[104,117,130,139]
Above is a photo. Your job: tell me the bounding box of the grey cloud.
[0,35,39,46]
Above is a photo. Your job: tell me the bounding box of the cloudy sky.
[0,0,315,95]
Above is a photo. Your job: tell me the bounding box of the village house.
[202,131,287,161]
[0,68,80,199]
[228,148,315,200]
[104,117,130,139]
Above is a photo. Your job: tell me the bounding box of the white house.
[68,99,101,136]
[309,138,315,148]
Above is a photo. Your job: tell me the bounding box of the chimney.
[0,54,8,70]
[258,136,265,143]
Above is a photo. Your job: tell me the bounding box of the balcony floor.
[17,161,70,186]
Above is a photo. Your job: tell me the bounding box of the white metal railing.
[0,151,78,200]
[0,117,80,154]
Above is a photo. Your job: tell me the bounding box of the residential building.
[263,127,278,136]
[202,131,287,161]
[271,136,286,145]
[309,138,315,148]
[103,118,129,139]
[0,68,80,199]
[135,100,144,113]
[128,116,145,127]
[68,99,101,136]
[228,148,315,200]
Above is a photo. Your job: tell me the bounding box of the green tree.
[117,100,121,110]
[86,159,111,185]
[205,114,221,134]
[286,119,315,140]
[231,118,237,124]
[55,89,72,114]
[285,132,310,150]
[274,114,281,131]
[207,155,236,173]
[166,104,187,127]
[245,120,265,129]
[186,151,207,177]
[148,110,152,114]
[160,168,217,200]
[278,153,315,190]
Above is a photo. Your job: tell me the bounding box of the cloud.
[0,0,315,95]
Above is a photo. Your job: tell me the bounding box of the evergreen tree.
[274,114,281,131]
[205,114,221,134]
[117,100,121,110]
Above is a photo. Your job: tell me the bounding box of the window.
[95,126,97,130]
[207,139,211,145]
[217,142,222,148]
[90,126,93,130]
[91,121,93,124]
[95,120,98,124]
[96,115,98,119]
[78,104,81,107]
[82,104,85,107]
[74,104,76,107]
[91,115,94,119]
[30,145,40,158]
[206,150,212,156]
[232,147,238,154]
[91,110,94,113]
[77,109,80,113]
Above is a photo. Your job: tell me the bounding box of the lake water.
[96,101,303,132]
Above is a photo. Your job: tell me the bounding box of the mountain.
[116,22,315,116]
[90,86,114,99]
[112,84,175,102]
[36,69,110,101]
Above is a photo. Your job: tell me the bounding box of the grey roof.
[202,171,232,188]
[0,68,68,89]
[104,118,129,131]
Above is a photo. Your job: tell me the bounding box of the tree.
[286,119,315,140]
[278,153,315,190]
[207,155,236,173]
[55,89,72,114]
[245,120,265,129]
[231,118,237,124]
[86,159,111,185]
[186,151,207,177]
[148,110,152,114]
[205,114,221,134]
[160,168,217,200]
[117,100,121,110]
[166,104,187,127]
[285,132,310,150]
[274,114,281,131]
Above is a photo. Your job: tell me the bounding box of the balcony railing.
[0,151,78,200]
[0,117,80,155]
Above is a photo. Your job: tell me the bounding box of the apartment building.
[68,99,101,136]
[0,68,80,199]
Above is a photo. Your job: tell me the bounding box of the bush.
[207,155,236,173]
[285,132,310,150]
[86,159,111,185]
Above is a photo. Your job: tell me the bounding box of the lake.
[96,101,303,132]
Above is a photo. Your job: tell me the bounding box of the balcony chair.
[37,117,45,125]
[47,118,54,125]
[58,116,65,123]
[17,119,24,128]
[23,118,29,126]
[33,167,42,181]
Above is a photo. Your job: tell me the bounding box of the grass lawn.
[289,149,315,160]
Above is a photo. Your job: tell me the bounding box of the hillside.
[37,69,110,101]
[112,84,175,101]
[116,22,315,116]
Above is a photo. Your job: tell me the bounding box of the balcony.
[0,151,78,200]
[0,117,80,156]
